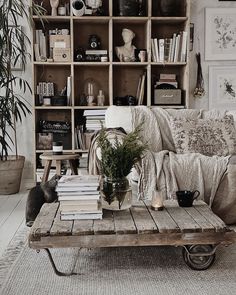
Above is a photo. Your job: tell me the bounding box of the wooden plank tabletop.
[29,200,228,243]
[30,203,59,240]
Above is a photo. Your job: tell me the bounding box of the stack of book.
[56,175,102,220]
[84,109,106,132]
[151,31,188,63]
[74,109,106,150]
[155,74,178,89]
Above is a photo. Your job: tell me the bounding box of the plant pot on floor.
[0,156,25,194]
[100,177,132,211]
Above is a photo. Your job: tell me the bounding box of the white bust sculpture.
[115,28,136,62]
[50,0,59,16]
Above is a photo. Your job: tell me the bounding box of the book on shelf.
[137,71,146,105]
[155,81,178,88]
[151,39,157,62]
[158,39,165,63]
[154,38,159,62]
[167,38,173,62]
[170,33,176,62]
[155,73,178,89]
[180,31,188,62]
[83,109,106,116]
[74,125,85,149]
[173,35,178,62]
[58,175,99,186]
[85,50,107,55]
[66,76,72,106]
[34,44,40,61]
[160,74,176,80]
[164,38,172,62]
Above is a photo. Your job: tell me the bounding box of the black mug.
[176,190,200,207]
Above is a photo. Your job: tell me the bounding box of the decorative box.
[50,35,71,48]
[154,89,182,105]
[36,133,53,150]
[53,48,71,62]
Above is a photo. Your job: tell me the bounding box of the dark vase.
[159,0,179,16]
[118,0,139,16]
[100,177,132,210]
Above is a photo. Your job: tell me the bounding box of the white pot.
[72,0,85,16]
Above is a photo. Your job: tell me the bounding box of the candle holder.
[52,141,63,155]
[151,190,164,211]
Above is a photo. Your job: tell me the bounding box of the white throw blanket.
[132,107,230,206]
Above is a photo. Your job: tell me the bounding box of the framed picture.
[205,8,236,60]
[209,66,236,110]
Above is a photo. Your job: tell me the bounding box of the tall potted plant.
[0,0,43,194]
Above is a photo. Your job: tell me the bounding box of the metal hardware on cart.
[182,244,219,271]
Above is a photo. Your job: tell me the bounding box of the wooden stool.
[39,153,80,183]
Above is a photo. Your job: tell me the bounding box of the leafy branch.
[96,124,147,179]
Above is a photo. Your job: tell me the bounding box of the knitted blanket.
[132,107,230,207]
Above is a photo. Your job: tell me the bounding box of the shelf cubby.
[74,65,110,106]
[113,65,148,105]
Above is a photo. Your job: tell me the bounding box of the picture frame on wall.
[205,8,236,60]
[209,66,236,110]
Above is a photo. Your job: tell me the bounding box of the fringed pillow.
[170,115,236,156]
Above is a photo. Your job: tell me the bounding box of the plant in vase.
[96,125,147,210]
[0,1,45,194]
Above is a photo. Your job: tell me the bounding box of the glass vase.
[100,177,132,211]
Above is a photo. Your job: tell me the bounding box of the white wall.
[18,0,236,180]
[189,0,236,109]
[15,1,34,182]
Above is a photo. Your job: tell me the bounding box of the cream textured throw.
[132,107,230,206]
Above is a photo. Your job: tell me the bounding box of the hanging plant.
[193,52,205,98]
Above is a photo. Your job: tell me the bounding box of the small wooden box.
[154,89,182,105]
[50,35,71,48]
[53,48,71,62]
[36,133,53,150]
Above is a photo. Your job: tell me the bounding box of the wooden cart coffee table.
[28,200,236,276]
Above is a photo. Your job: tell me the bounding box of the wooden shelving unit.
[31,0,190,177]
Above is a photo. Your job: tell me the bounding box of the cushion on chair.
[170,115,236,156]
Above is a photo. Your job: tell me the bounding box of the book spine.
[151,38,157,62]
[181,31,188,62]
[154,38,159,62]
[158,39,165,63]
[171,33,176,62]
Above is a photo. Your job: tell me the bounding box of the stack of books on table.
[56,175,102,220]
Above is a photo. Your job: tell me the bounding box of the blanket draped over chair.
[131,107,236,224]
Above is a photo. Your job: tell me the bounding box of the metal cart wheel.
[182,245,216,270]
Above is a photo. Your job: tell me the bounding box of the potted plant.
[0,1,44,194]
[96,125,147,210]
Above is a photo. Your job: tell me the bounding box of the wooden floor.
[0,186,29,258]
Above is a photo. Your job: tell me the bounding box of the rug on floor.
[0,227,236,295]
